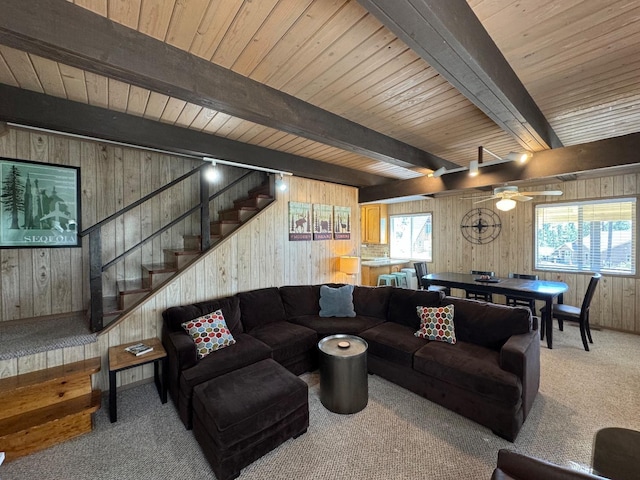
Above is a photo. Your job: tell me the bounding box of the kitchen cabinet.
[361,204,388,244]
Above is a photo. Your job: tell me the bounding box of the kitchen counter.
[361,258,411,267]
[360,259,411,286]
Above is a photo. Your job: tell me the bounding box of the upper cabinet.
[361,204,388,244]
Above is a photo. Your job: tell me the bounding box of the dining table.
[422,272,569,349]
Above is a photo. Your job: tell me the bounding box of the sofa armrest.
[492,449,606,480]
[499,329,540,418]
[162,329,197,402]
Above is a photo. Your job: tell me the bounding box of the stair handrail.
[102,170,254,271]
[79,166,203,237]
[81,164,261,332]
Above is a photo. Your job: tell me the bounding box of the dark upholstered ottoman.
[192,359,309,480]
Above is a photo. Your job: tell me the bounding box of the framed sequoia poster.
[0,157,81,248]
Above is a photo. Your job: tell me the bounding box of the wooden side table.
[108,337,167,423]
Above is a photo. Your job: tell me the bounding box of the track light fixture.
[204,160,220,182]
[428,166,447,178]
[275,173,287,191]
[468,160,479,177]
[202,157,292,191]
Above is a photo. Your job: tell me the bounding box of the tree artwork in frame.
[0,157,81,248]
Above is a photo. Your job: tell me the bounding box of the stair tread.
[117,279,151,294]
[164,248,201,255]
[219,206,258,213]
[102,296,121,315]
[141,263,179,274]
[211,220,241,225]
[0,390,101,437]
[0,357,101,392]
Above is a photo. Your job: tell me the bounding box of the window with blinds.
[535,198,636,274]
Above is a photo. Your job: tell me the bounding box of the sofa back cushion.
[387,289,444,329]
[441,296,532,350]
[162,295,243,336]
[280,285,322,318]
[353,286,392,318]
[238,287,287,332]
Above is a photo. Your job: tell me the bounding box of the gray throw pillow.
[319,284,356,317]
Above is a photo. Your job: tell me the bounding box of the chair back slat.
[414,262,427,288]
[581,273,602,313]
[508,273,538,280]
[471,270,495,277]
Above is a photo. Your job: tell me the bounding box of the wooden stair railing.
[0,357,102,462]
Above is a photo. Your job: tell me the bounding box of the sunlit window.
[389,213,432,261]
[535,198,636,275]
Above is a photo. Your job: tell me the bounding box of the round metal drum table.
[317,334,368,414]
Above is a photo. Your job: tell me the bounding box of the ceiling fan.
[466,186,563,211]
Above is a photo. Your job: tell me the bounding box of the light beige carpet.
[2,325,639,480]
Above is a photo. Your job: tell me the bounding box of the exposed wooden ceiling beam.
[358,0,563,152]
[0,0,459,173]
[359,133,640,202]
[0,84,388,187]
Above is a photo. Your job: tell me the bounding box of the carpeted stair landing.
[0,311,96,360]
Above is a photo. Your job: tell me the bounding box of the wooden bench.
[0,357,102,462]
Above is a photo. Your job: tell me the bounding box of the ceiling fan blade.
[518,190,563,196]
[513,195,533,202]
[473,196,499,204]
[461,194,493,200]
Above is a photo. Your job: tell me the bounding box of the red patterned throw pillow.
[415,304,456,344]
[181,309,236,359]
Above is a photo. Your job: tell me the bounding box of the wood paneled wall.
[0,126,360,389]
[388,172,640,335]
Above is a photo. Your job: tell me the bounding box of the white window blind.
[535,198,636,274]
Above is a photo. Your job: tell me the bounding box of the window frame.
[389,212,433,262]
[533,196,637,276]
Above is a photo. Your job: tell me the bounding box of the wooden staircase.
[0,357,102,462]
[106,181,274,319]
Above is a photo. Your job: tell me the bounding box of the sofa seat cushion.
[192,359,309,448]
[248,321,317,364]
[288,314,385,336]
[359,322,428,367]
[180,333,272,395]
[414,341,522,405]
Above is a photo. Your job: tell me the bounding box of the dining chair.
[414,262,450,296]
[505,273,538,313]
[466,270,495,302]
[540,273,601,351]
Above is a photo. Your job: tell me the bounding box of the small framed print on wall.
[0,157,81,248]
[288,201,312,241]
[313,204,333,240]
[333,206,351,240]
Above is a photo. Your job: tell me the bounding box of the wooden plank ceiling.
[0,0,638,198]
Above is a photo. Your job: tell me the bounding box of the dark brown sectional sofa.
[162,284,539,442]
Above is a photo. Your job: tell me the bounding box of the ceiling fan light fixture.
[469,160,479,177]
[496,198,516,211]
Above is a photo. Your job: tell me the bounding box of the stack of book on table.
[124,343,154,356]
